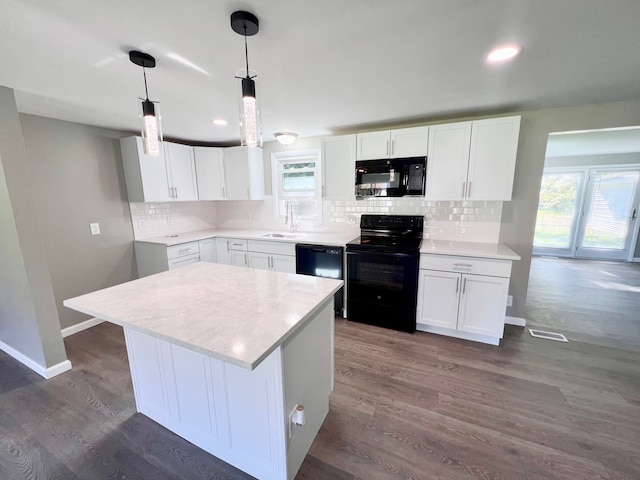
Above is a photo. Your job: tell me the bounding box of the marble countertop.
[420,239,520,260]
[136,228,359,248]
[135,228,519,260]
[63,263,343,370]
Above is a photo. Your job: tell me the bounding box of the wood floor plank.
[0,257,638,479]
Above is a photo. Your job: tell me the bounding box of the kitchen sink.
[260,232,307,240]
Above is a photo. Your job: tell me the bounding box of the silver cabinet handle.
[174,187,178,198]
[268,256,272,269]
[386,140,389,156]
[632,208,638,219]
[168,187,173,198]
[455,277,459,293]
[391,139,395,155]
[462,278,467,294]
[226,240,230,252]
[178,248,190,253]
[453,263,473,269]
[468,181,472,199]
[244,254,248,266]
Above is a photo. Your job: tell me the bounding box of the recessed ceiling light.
[485,45,523,64]
[212,119,228,126]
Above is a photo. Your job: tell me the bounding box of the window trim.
[271,149,323,225]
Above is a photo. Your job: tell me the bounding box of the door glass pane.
[534,171,583,248]
[582,171,639,250]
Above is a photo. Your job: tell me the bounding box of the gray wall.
[500,100,640,318]
[0,87,67,368]
[546,151,640,168]
[19,114,137,329]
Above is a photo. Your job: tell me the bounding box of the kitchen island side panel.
[122,299,335,480]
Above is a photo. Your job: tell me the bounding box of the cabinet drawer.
[420,254,511,278]
[228,239,248,251]
[167,253,200,269]
[247,240,295,256]
[167,242,200,260]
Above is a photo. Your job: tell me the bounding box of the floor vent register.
[528,329,569,342]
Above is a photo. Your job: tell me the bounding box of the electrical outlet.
[167,216,173,225]
[90,223,100,235]
[507,295,513,307]
[137,219,145,228]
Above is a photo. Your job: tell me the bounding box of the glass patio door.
[533,169,586,256]
[575,168,640,260]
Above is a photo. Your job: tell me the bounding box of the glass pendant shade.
[238,72,262,147]
[139,98,163,157]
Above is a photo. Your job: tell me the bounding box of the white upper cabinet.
[426,116,521,201]
[356,126,429,160]
[426,122,473,201]
[120,136,172,202]
[165,142,198,201]
[466,116,521,201]
[194,147,226,200]
[322,134,356,200]
[224,146,264,200]
[120,137,198,202]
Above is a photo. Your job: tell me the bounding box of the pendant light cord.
[142,67,150,101]
[244,25,250,79]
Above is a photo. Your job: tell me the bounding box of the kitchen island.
[64,262,343,480]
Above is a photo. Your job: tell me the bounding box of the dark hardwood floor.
[1,257,639,479]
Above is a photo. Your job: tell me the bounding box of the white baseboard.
[61,317,104,338]
[505,316,526,327]
[44,360,72,378]
[0,340,72,379]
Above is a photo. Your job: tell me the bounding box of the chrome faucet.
[285,200,296,232]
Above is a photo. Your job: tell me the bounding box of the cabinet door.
[194,147,226,200]
[199,238,217,263]
[390,126,429,158]
[248,252,270,271]
[467,116,521,201]
[230,251,248,267]
[356,131,391,160]
[457,274,509,338]
[322,135,356,200]
[224,146,265,200]
[120,136,172,202]
[215,238,231,265]
[425,122,472,201]
[165,142,198,201]
[271,254,296,273]
[416,270,460,330]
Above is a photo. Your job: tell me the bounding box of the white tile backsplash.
[130,201,217,239]
[130,197,503,243]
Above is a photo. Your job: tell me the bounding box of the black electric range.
[346,215,423,333]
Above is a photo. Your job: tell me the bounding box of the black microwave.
[355,157,426,199]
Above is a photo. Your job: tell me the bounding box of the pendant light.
[129,50,163,157]
[231,11,262,148]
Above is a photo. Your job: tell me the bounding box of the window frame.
[271,149,323,225]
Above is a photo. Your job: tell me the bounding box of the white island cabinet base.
[63,263,342,480]
[125,301,333,480]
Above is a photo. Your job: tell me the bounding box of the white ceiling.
[2,0,640,145]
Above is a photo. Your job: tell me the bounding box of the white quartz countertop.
[63,263,343,370]
[135,228,359,247]
[420,239,520,260]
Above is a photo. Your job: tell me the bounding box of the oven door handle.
[346,251,418,259]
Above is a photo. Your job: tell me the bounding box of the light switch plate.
[90,223,100,235]
[507,295,513,307]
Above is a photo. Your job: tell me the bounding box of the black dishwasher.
[295,244,344,316]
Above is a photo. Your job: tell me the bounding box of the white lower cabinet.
[198,238,217,263]
[217,238,296,273]
[135,241,201,277]
[417,254,512,345]
[247,240,296,273]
